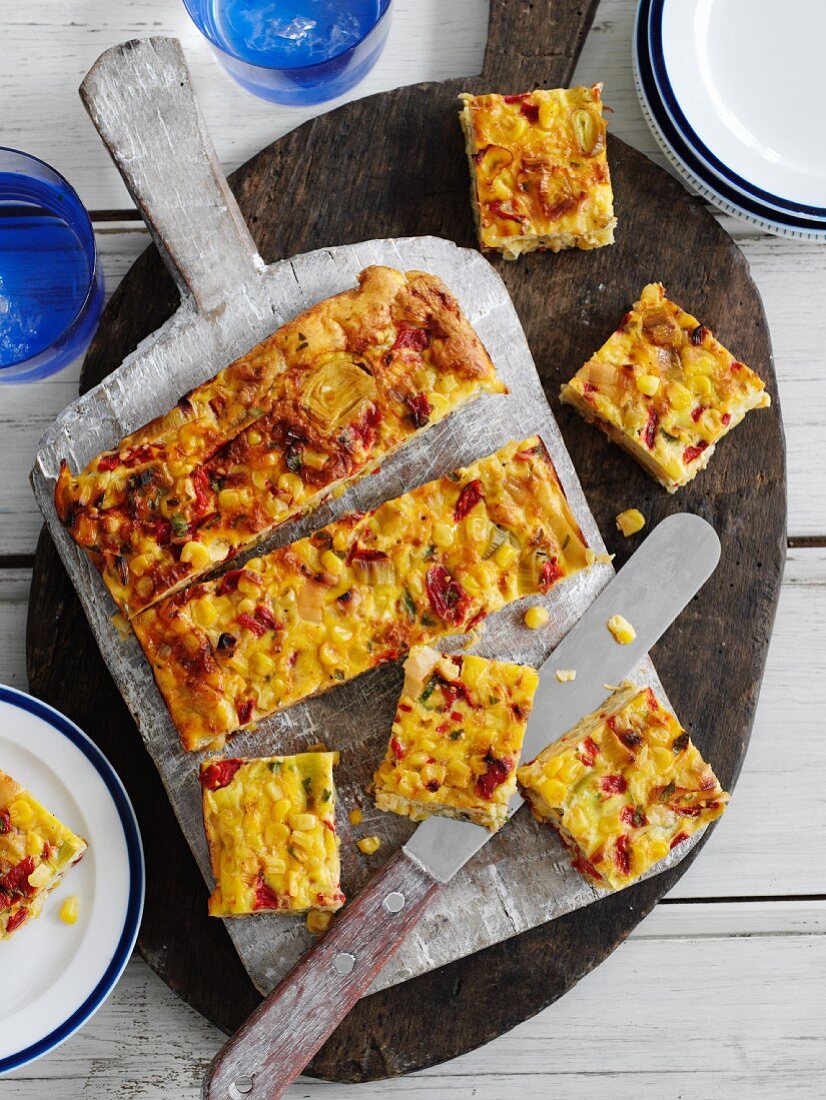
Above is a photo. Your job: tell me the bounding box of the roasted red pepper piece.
[454,480,484,521]
[614,834,631,876]
[571,853,602,881]
[393,325,430,352]
[488,199,526,224]
[237,613,267,638]
[216,569,246,596]
[520,101,540,123]
[253,877,282,911]
[5,907,29,933]
[683,440,709,464]
[190,467,213,516]
[390,738,405,761]
[722,412,731,426]
[600,774,628,796]
[578,737,600,767]
[253,604,280,631]
[235,699,255,725]
[0,856,36,899]
[425,565,471,625]
[643,407,659,449]
[691,405,707,423]
[539,556,562,592]
[0,809,10,835]
[670,830,690,850]
[200,759,243,791]
[475,753,513,800]
[96,453,120,472]
[404,393,431,428]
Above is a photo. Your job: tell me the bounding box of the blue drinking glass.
[183,0,393,105]
[0,148,104,384]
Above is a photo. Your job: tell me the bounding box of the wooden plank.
[0,0,488,212]
[2,901,824,1098]
[4,550,825,899]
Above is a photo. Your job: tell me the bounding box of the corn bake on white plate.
[0,686,143,1074]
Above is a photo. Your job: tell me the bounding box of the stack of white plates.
[633,0,826,240]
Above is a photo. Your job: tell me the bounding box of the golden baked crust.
[200,752,343,916]
[133,436,590,752]
[373,646,539,830]
[560,282,771,491]
[55,266,505,616]
[459,85,616,259]
[0,769,87,939]
[517,682,728,890]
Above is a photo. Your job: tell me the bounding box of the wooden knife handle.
[202,848,442,1099]
[80,36,260,315]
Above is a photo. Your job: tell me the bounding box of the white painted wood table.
[2,2,824,1096]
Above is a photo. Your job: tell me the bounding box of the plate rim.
[647,0,826,218]
[633,0,826,240]
[0,684,145,1076]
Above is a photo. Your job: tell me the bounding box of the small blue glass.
[0,148,104,384]
[183,0,393,105]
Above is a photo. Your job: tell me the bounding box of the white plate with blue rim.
[0,684,144,1075]
[634,0,826,240]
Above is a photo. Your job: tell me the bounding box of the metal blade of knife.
[403,511,721,884]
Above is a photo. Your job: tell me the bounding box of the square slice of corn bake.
[517,682,728,890]
[199,752,344,917]
[0,769,87,940]
[560,282,771,492]
[55,266,505,617]
[373,645,539,830]
[458,85,616,259]
[134,436,591,752]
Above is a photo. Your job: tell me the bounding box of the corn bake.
[200,752,344,917]
[55,266,504,617]
[517,682,728,890]
[134,437,590,752]
[560,283,770,491]
[374,645,539,830]
[459,85,616,259]
[0,769,87,940]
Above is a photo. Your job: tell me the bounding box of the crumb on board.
[616,508,646,537]
[555,669,577,682]
[357,836,381,855]
[607,614,636,644]
[524,606,550,630]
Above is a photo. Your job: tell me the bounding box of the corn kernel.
[616,508,645,537]
[321,550,344,576]
[136,576,154,598]
[25,832,44,857]
[9,799,32,828]
[111,612,132,640]
[277,472,303,497]
[60,895,80,925]
[432,523,455,548]
[357,836,381,855]
[348,807,364,826]
[494,542,518,569]
[307,910,332,934]
[538,100,558,130]
[192,597,218,628]
[555,669,576,683]
[289,813,317,832]
[129,553,151,577]
[250,652,274,677]
[636,374,660,396]
[218,488,241,511]
[524,606,549,630]
[27,864,52,890]
[667,381,692,411]
[607,614,636,645]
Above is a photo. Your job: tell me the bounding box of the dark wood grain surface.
[26,0,786,1082]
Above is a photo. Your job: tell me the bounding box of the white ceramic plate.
[652,0,826,216]
[0,685,144,1075]
[633,0,826,240]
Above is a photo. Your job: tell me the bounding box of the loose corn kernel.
[111,613,132,640]
[524,606,550,630]
[357,836,381,855]
[616,508,646,537]
[555,669,577,683]
[607,614,636,645]
[307,910,332,934]
[348,808,364,827]
[60,895,80,925]
[636,374,660,396]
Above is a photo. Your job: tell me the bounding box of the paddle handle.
[202,849,441,1100]
[80,36,261,315]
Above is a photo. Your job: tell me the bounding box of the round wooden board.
[27,0,786,1083]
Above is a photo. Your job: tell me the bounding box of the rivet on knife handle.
[201,849,441,1100]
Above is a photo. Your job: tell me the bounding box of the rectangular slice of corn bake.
[373,645,539,830]
[0,769,86,940]
[134,437,591,752]
[517,682,728,890]
[55,266,505,617]
[199,752,343,917]
[560,283,770,491]
[459,85,616,259]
